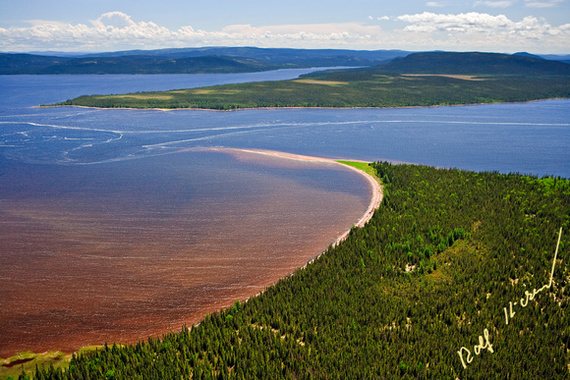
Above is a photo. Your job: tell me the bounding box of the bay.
[0,149,371,356]
[0,70,373,357]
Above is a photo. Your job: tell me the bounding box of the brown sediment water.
[0,148,375,358]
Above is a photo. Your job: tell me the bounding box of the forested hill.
[78,47,408,67]
[26,164,569,379]
[370,51,570,75]
[0,48,407,75]
[4,49,569,75]
[0,54,283,75]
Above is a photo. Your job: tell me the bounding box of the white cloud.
[398,11,551,34]
[474,1,514,8]
[395,12,570,52]
[426,2,445,6]
[0,12,179,51]
[0,14,390,51]
[0,11,568,54]
[397,12,511,32]
[216,22,388,47]
[92,12,136,29]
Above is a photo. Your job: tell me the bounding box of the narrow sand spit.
[201,147,384,259]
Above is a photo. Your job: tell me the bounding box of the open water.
[0,70,568,357]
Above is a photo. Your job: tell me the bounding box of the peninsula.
[25,160,570,379]
[50,52,570,110]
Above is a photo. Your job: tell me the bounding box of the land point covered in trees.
[50,52,570,110]
[8,161,570,379]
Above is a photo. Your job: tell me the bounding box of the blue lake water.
[0,71,568,356]
[1,72,568,177]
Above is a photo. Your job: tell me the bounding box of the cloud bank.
[0,11,568,53]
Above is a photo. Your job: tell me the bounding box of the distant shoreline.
[41,97,567,112]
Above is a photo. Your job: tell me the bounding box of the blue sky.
[1,0,568,53]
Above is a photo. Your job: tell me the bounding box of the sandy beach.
[205,147,384,248]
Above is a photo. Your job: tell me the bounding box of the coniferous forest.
[25,163,569,379]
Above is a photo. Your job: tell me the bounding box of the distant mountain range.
[0,47,408,75]
[0,54,284,75]
[514,52,570,64]
[0,47,568,75]
[77,46,410,64]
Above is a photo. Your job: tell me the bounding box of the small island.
[50,52,570,110]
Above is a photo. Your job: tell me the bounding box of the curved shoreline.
[41,97,566,112]
[204,147,383,264]
[207,147,383,229]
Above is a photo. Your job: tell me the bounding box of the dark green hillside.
[0,48,408,75]
[306,51,570,78]
[54,72,570,110]
[29,164,569,379]
[0,53,280,75]
[373,51,570,75]
[5,50,569,76]
[0,53,73,74]
[45,55,279,75]
[79,46,408,67]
